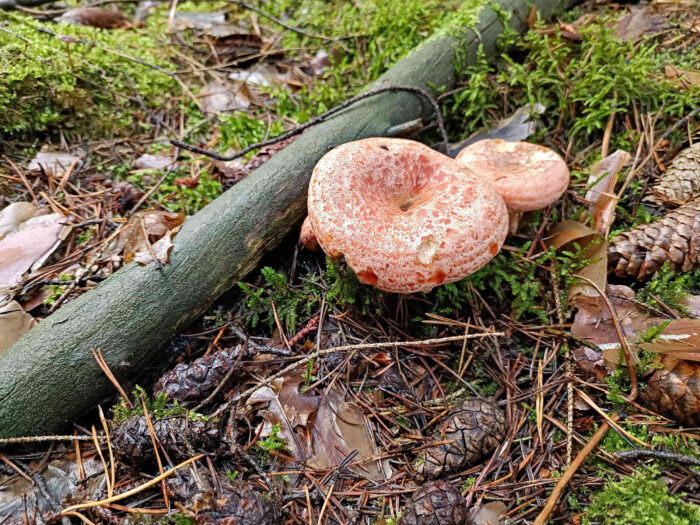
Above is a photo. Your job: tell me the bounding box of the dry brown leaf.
[58,7,129,28]
[571,285,667,369]
[664,64,700,89]
[27,150,79,177]
[639,319,700,362]
[0,211,71,295]
[0,202,43,240]
[247,370,388,481]
[134,153,176,171]
[471,501,507,525]
[110,210,184,265]
[548,220,608,302]
[615,8,668,42]
[199,80,252,114]
[173,11,225,30]
[585,150,631,235]
[0,300,36,353]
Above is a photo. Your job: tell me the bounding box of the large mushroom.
[307,138,509,293]
[455,139,570,230]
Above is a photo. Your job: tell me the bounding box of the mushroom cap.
[299,215,319,251]
[308,138,509,293]
[455,139,570,212]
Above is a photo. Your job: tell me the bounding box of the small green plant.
[225,470,239,482]
[111,386,186,425]
[238,266,320,333]
[301,359,317,393]
[460,477,476,491]
[586,466,700,525]
[126,168,222,215]
[253,422,289,465]
[636,263,700,315]
[326,258,384,315]
[42,273,72,306]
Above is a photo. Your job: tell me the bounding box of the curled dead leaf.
[585,150,631,235]
[0,300,36,353]
[548,220,608,303]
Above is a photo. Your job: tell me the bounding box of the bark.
[0,0,572,438]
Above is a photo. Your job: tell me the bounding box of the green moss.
[636,262,700,315]
[126,168,222,215]
[237,258,383,335]
[0,12,178,139]
[586,466,700,525]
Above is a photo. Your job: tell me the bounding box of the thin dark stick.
[229,325,292,356]
[615,448,700,467]
[171,86,449,161]
[661,105,700,140]
[229,0,350,52]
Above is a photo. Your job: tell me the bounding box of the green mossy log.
[0,0,572,437]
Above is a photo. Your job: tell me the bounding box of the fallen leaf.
[173,11,225,30]
[615,8,668,42]
[447,104,546,157]
[27,150,80,177]
[639,319,700,362]
[115,210,185,265]
[308,49,331,76]
[0,212,71,295]
[199,80,252,114]
[585,150,631,235]
[58,7,129,29]
[0,300,36,353]
[549,220,608,302]
[134,153,176,171]
[0,202,42,240]
[247,370,388,481]
[471,501,507,525]
[665,64,700,90]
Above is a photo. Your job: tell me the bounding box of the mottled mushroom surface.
[455,139,570,212]
[308,138,508,293]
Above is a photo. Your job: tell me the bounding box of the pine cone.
[154,345,243,402]
[193,481,279,525]
[647,143,700,205]
[415,399,506,479]
[608,197,700,279]
[641,356,700,427]
[398,481,468,525]
[111,415,222,467]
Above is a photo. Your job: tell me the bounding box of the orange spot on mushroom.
[489,243,499,255]
[429,270,446,285]
[357,269,378,286]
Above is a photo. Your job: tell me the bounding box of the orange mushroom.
[307,138,509,293]
[455,139,570,212]
[299,216,319,251]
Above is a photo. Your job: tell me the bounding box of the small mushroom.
[299,216,319,251]
[308,138,509,293]
[455,139,570,231]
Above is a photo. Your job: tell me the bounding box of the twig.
[0,435,95,446]
[229,0,350,52]
[533,418,614,525]
[213,331,503,417]
[229,325,292,356]
[61,454,204,513]
[92,348,134,409]
[660,105,700,140]
[615,449,700,475]
[572,274,638,402]
[171,86,449,160]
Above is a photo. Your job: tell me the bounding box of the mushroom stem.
[508,209,520,235]
[299,216,319,251]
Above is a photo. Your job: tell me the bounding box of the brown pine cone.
[608,197,700,279]
[193,481,279,525]
[154,345,243,402]
[111,415,221,467]
[647,143,700,205]
[415,399,506,479]
[398,481,468,525]
[641,356,700,427]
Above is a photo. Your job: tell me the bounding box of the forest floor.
[1,0,700,524]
